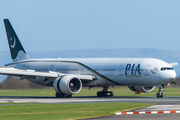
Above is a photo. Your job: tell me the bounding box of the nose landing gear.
[97,87,114,97]
[156,84,164,98]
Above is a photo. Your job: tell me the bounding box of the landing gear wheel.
[110,91,113,96]
[56,93,60,98]
[97,87,114,97]
[156,93,164,98]
[156,85,164,98]
[60,94,65,98]
[67,95,72,98]
[156,93,160,98]
[97,91,101,97]
[55,93,72,98]
[160,93,163,98]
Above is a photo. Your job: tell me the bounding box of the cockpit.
[161,67,174,71]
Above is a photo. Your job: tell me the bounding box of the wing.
[169,62,179,66]
[0,67,95,81]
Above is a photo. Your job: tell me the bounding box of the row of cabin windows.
[34,69,145,72]
[35,69,117,72]
[34,68,174,72]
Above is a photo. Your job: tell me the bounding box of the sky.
[0,0,180,52]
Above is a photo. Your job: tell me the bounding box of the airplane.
[0,19,177,98]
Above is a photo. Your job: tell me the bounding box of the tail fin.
[4,19,29,62]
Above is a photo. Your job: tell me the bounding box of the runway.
[87,104,180,120]
[0,96,180,104]
[1,96,180,120]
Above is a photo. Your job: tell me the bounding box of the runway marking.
[115,110,180,115]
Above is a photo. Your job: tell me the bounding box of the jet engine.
[128,86,155,93]
[53,76,82,95]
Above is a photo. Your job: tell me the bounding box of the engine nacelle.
[128,86,155,93]
[53,76,82,95]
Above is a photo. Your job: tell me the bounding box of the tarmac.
[1,96,180,120]
[87,105,180,120]
[0,96,180,104]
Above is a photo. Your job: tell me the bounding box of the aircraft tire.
[97,91,101,97]
[156,93,164,98]
[97,91,114,97]
[156,93,160,98]
[160,93,164,98]
[67,95,72,98]
[110,91,113,96]
[56,93,60,98]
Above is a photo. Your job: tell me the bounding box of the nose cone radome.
[161,70,176,84]
[169,70,176,80]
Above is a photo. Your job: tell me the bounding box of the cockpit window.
[161,67,174,71]
[167,68,171,70]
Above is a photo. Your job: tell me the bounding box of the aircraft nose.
[161,70,176,83]
[169,70,176,80]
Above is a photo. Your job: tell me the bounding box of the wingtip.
[170,62,179,66]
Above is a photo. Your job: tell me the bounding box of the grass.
[0,103,153,120]
[0,87,180,97]
[77,87,180,96]
[0,87,175,119]
[0,88,55,96]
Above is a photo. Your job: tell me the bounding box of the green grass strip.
[0,103,153,120]
[0,87,180,97]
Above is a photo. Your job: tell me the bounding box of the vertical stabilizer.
[4,19,29,62]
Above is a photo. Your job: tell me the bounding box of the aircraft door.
[80,67,85,75]
[50,65,54,71]
[144,65,151,76]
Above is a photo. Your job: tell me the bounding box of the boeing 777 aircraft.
[0,19,177,98]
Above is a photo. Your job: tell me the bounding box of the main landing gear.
[55,92,72,98]
[156,84,164,98]
[97,87,114,97]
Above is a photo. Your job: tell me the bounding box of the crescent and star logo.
[10,37,16,48]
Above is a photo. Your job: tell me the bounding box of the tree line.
[0,76,48,89]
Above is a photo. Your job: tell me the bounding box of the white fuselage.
[5,58,176,87]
